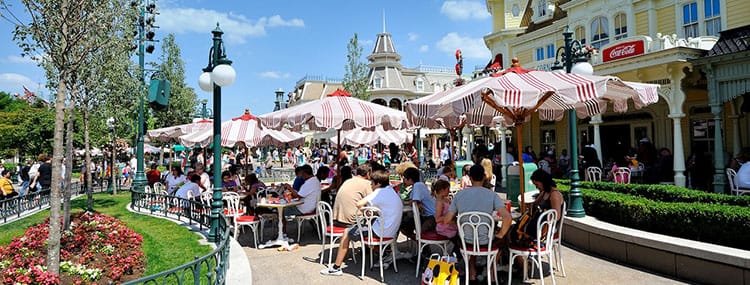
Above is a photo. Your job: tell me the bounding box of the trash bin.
[506,162,538,207]
[454,160,473,178]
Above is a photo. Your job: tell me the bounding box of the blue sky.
[0,0,494,121]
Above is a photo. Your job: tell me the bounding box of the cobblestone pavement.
[239,224,688,285]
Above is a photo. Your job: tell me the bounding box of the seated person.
[1,170,18,200]
[609,159,630,183]
[433,180,457,238]
[737,160,750,189]
[175,174,204,199]
[332,164,372,227]
[221,171,239,192]
[278,165,321,234]
[444,165,511,283]
[243,173,266,196]
[399,167,436,240]
[320,170,403,276]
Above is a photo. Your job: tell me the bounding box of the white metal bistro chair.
[356,206,398,283]
[457,211,500,285]
[727,168,750,196]
[585,167,602,182]
[226,191,262,247]
[508,209,559,285]
[613,167,631,184]
[552,202,567,277]
[413,202,451,277]
[316,201,347,265]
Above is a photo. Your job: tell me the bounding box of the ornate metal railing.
[126,191,230,285]
[0,189,52,224]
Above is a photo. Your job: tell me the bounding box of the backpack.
[509,204,548,248]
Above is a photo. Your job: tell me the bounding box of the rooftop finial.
[382,9,386,33]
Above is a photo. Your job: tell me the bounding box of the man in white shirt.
[737,162,750,189]
[280,165,321,234]
[175,174,204,199]
[194,163,211,190]
[400,167,436,240]
[321,170,403,276]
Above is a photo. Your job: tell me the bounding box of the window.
[536,48,545,61]
[416,78,424,92]
[537,0,547,17]
[373,77,382,89]
[590,17,609,49]
[683,3,699,38]
[614,13,628,40]
[512,4,520,17]
[704,0,721,36]
[575,26,586,44]
[546,44,555,59]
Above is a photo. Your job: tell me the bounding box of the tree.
[3,0,134,274]
[343,33,370,100]
[151,34,198,128]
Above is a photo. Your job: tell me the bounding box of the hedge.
[557,183,750,250]
[554,179,750,207]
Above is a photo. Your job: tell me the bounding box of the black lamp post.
[552,27,594,218]
[198,23,236,243]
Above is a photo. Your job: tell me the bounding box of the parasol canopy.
[179,110,305,148]
[146,119,213,142]
[329,126,413,147]
[258,89,410,132]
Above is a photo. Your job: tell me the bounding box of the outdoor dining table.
[256,199,303,250]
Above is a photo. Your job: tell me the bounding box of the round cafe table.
[256,200,304,250]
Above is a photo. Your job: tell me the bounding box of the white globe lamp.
[571,61,594,76]
[198,72,213,92]
[211,64,236,87]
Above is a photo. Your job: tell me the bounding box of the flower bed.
[0,212,145,284]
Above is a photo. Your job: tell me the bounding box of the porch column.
[590,115,603,163]
[498,126,508,188]
[664,64,688,187]
[463,127,473,161]
[731,114,741,157]
[711,103,727,193]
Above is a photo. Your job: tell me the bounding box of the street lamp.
[199,23,236,243]
[106,117,117,194]
[552,27,595,218]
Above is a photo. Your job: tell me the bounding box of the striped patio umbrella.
[146,119,213,142]
[329,126,414,147]
[178,110,305,148]
[258,89,410,132]
[406,67,659,207]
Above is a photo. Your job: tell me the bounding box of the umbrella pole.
[337,129,342,172]
[517,125,526,213]
[244,146,249,177]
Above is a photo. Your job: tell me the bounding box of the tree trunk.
[63,106,74,230]
[159,148,164,166]
[83,108,93,211]
[47,78,67,275]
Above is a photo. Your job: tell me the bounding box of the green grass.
[0,192,212,276]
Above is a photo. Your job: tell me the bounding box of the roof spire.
[382,9,386,33]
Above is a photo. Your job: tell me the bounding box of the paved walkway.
[238,225,688,284]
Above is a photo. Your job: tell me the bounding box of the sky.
[0,0,495,121]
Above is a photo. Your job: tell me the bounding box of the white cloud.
[360,39,374,47]
[6,55,36,64]
[258,71,290,79]
[440,1,491,21]
[267,15,304,27]
[436,32,490,59]
[419,45,430,52]
[158,8,304,44]
[407,32,419,41]
[0,73,39,94]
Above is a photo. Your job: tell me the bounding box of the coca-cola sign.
[602,40,645,62]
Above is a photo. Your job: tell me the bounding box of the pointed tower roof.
[368,32,401,62]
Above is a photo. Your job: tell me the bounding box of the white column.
[711,104,727,193]
[499,126,508,188]
[463,127,473,161]
[590,115,603,163]
[666,65,688,187]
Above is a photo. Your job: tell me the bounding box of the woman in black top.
[530,169,563,218]
[32,154,53,191]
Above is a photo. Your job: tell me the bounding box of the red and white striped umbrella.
[329,126,413,147]
[406,76,504,129]
[258,89,410,132]
[178,110,304,148]
[146,119,213,142]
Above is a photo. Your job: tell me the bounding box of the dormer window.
[373,77,382,89]
[416,78,424,92]
[512,4,520,17]
[531,0,554,22]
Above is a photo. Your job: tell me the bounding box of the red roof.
[233,109,259,121]
[326,89,352,97]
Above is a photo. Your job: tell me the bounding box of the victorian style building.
[483,0,749,191]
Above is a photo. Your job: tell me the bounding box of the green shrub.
[557,184,750,250]
[555,179,750,207]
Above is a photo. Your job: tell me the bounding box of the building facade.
[483,0,749,191]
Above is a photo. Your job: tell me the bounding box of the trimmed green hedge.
[555,179,750,207]
[557,183,750,250]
